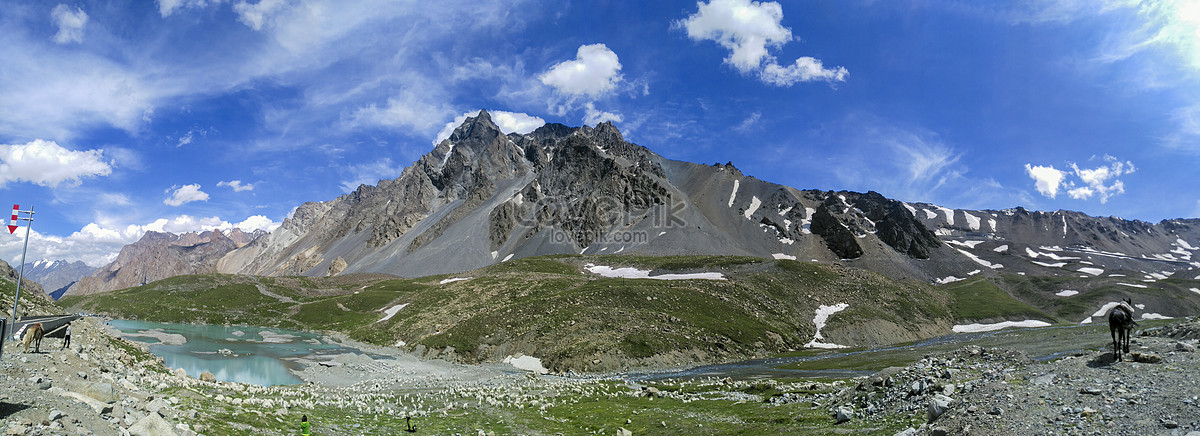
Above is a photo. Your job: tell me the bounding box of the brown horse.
[1108,298,1136,362]
[22,323,44,353]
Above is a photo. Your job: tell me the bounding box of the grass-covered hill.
[60,255,953,371]
[59,254,1200,372]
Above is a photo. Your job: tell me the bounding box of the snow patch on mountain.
[953,320,1050,333]
[804,303,849,349]
[584,264,725,280]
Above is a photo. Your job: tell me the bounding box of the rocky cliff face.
[217,110,961,280]
[64,229,262,297]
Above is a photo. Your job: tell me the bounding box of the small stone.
[987,407,1003,416]
[1131,352,1163,363]
[1162,420,1179,429]
[617,428,632,436]
[47,410,63,422]
[1080,387,1102,395]
[1176,341,1196,353]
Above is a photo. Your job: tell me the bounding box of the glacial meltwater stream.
[108,320,367,386]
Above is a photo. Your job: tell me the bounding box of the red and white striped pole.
[6,204,34,353]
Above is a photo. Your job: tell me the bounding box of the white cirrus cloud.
[350,86,457,136]
[164,184,210,206]
[0,139,111,188]
[217,180,255,192]
[677,0,847,85]
[155,0,223,18]
[1026,155,1135,203]
[232,0,288,30]
[434,110,546,145]
[539,43,623,98]
[51,4,89,45]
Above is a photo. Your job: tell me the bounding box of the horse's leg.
[1111,326,1120,361]
[1123,326,1131,354]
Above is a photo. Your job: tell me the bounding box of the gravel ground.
[835,318,1200,436]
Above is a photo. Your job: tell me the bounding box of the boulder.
[1131,352,1163,363]
[199,372,216,383]
[835,406,854,424]
[83,382,118,403]
[927,395,954,423]
[127,413,179,436]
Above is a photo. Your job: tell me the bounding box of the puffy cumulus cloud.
[1068,156,1135,203]
[677,0,791,72]
[677,0,847,86]
[1026,156,1135,203]
[539,44,623,98]
[217,180,255,192]
[583,102,623,126]
[0,140,111,188]
[759,56,848,86]
[1025,164,1067,198]
[51,4,88,45]
[164,184,210,206]
[434,110,546,146]
[1,214,281,267]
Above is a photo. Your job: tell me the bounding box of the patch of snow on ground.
[584,264,726,280]
[1178,238,1198,250]
[936,276,964,284]
[963,212,981,231]
[1056,290,1079,297]
[923,209,938,220]
[935,228,953,236]
[503,355,549,374]
[804,303,850,349]
[1084,302,1125,323]
[1118,283,1148,288]
[993,245,1008,253]
[439,277,473,284]
[395,340,406,347]
[987,219,997,232]
[772,253,797,260]
[948,240,985,249]
[728,180,739,207]
[779,205,793,216]
[377,303,410,323]
[903,203,917,216]
[801,207,816,234]
[779,238,794,245]
[952,320,1051,333]
[1190,288,1200,296]
[1147,272,1169,280]
[657,231,667,237]
[1140,313,1171,320]
[954,248,1003,269]
[1032,261,1067,268]
[744,196,761,219]
[1078,267,1104,276]
[937,206,955,226]
[491,251,498,260]
[502,253,515,262]
[968,270,982,276]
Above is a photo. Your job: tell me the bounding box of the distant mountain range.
[62,111,1200,306]
[21,260,95,300]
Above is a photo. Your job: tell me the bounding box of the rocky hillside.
[217,110,955,282]
[63,229,262,297]
[21,260,96,300]
[1,258,52,315]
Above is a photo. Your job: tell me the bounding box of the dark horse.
[1108,298,1136,362]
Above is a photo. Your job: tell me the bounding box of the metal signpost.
[4,204,33,361]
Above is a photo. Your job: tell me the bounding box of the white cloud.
[539,44,623,98]
[1025,164,1067,198]
[164,184,210,206]
[678,0,847,85]
[0,140,111,188]
[1068,156,1135,203]
[1026,156,1135,203]
[339,158,405,192]
[233,0,288,30]
[678,0,791,72]
[51,4,88,45]
[155,0,224,17]
[583,102,623,126]
[1,214,281,267]
[735,112,762,132]
[351,87,457,136]
[217,180,255,192]
[759,56,849,85]
[434,110,546,146]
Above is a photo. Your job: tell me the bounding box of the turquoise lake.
[108,320,356,386]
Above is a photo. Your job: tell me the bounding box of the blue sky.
[2,0,1199,267]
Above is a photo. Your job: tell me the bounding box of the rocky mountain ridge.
[63,228,262,297]
[21,259,96,300]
